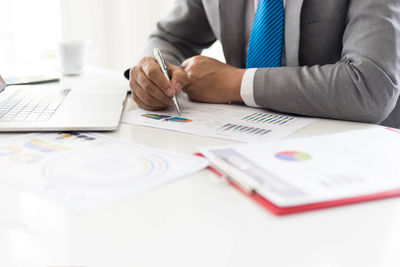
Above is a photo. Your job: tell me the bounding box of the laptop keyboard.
[0,88,71,122]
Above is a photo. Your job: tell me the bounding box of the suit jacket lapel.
[285,0,305,66]
[219,0,246,68]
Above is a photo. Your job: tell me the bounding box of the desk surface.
[1,67,400,267]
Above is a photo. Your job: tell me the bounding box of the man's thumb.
[168,64,188,94]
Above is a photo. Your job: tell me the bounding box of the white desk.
[1,67,400,267]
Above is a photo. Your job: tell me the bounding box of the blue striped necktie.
[246,0,284,68]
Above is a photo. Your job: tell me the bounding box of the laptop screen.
[0,75,6,92]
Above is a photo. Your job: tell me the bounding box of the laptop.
[0,74,127,132]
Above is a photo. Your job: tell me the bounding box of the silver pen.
[153,48,181,116]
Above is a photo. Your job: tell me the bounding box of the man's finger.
[181,58,191,69]
[168,64,189,94]
[132,80,168,110]
[141,59,174,98]
[132,92,165,111]
[135,69,173,106]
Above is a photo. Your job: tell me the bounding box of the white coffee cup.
[58,40,92,75]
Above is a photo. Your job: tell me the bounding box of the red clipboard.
[195,153,400,216]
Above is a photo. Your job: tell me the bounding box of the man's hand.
[129,57,188,111]
[181,56,245,104]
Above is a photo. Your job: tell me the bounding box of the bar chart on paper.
[242,112,295,125]
[275,151,312,162]
[217,124,271,137]
[142,114,193,123]
[122,97,316,143]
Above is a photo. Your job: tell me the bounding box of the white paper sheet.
[201,127,400,207]
[0,132,208,211]
[121,96,316,143]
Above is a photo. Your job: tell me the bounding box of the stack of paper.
[201,127,400,210]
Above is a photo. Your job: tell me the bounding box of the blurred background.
[0,0,223,74]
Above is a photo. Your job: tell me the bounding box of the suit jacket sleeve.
[139,0,216,66]
[254,0,400,124]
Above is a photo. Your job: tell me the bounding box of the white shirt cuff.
[240,68,261,108]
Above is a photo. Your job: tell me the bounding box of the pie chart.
[275,151,311,162]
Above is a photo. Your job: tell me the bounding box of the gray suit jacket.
[140,0,400,128]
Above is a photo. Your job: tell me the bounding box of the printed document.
[121,96,316,143]
[0,132,208,211]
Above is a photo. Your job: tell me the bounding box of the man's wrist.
[227,68,246,102]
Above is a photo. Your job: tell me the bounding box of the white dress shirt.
[241,0,287,107]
